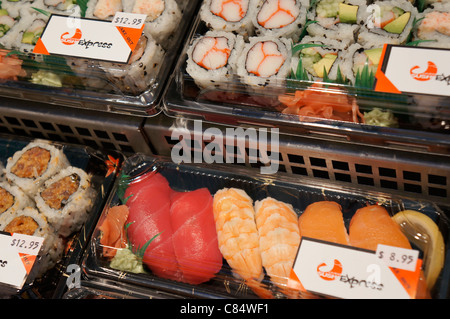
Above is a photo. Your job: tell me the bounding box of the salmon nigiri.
[254,197,300,289]
[349,204,411,251]
[298,201,349,245]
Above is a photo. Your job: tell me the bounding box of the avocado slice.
[22,31,36,44]
[339,3,358,24]
[0,9,9,16]
[313,53,337,78]
[364,48,383,65]
[383,12,410,34]
[301,48,322,63]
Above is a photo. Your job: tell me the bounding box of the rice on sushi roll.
[306,0,367,43]
[413,2,450,48]
[252,0,309,40]
[35,166,95,237]
[343,43,386,85]
[357,0,418,46]
[200,0,258,38]
[0,207,64,278]
[236,35,292,87]
[123,0,182,46]
[99,33,165,95]
[186,30,244,89]
[5,140,70,197]
[0,181,35,223]
[291,35,350,82]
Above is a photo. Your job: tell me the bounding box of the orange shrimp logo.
[60,28,82,45]
[410,61,438,81]
[317,259,343,281]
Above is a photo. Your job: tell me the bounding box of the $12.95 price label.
[10,233,44,256]
[376,244,419,272]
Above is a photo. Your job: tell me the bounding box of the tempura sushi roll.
[99,33,165,95]
[0,207,64,278]
[0,181,34,223]
[252,0,309,40]
[413,2,450,48]
[186,31,244,89]
[123,0,182,46]
[291,36,350,82]
[306,0,367,43]
[358,0,418,46]
[5,140,70,197]
[200,0,258,38]
[236,35,292,87]
[35,166,95,237]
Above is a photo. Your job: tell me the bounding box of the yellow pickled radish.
[392,210,445,289]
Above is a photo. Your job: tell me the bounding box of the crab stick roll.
[237,35,292,87]
[35,166,95,237]
[5,140,70,197]
[99,33,165,95]
[252,0,309,40]
[124,0,182,46]
[0,181,34,224]
[357,0,418,46]
[186,30,244,89]
[200,0,258,38]
[413,2,450,49]
[0,207,64,278]
[306,0,367,44]
[291,36,350,82]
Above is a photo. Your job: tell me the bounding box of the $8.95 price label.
[376,244,419,272]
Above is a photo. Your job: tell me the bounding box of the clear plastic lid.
[164,0,450,147]
[82,154,450,299]
[0,0,200,116]
[0,134,122,298]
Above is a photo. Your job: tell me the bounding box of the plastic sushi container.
[79,153,450,299]
[0,0,201,116]
[163,0,450,149]
[0,134,122,298]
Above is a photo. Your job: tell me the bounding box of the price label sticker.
[376,244,419,272]
[112,12,146,29]
[10,233,44,256]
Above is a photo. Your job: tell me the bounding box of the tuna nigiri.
[125,172,180,281]
[298,201,350,245]
[170,188,223,285]
[348,204,411,251]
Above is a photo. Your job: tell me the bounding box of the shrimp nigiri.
[254,197,300,289]
[213,188,273,298]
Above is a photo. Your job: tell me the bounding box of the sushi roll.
[86,0,123,20]
[291,35,350,82]
[0,181,34,224]
[0,207,64,278]
[4,140,70,197]
[200,0,258,38]
[358,0,418,46]
[236,35,292,87]
[306,0,368,44]
[186,31,244,89]
[252,0,309,40]
[124,0,182,46]
[35,166,95,237]
[343,43,384,85]
[413,2,450,48]
[99,33,165,95]
[0,9,17,41]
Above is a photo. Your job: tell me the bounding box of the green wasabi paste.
[110,248,147,274]
[30,70,62,87]
[364,108,399,128]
